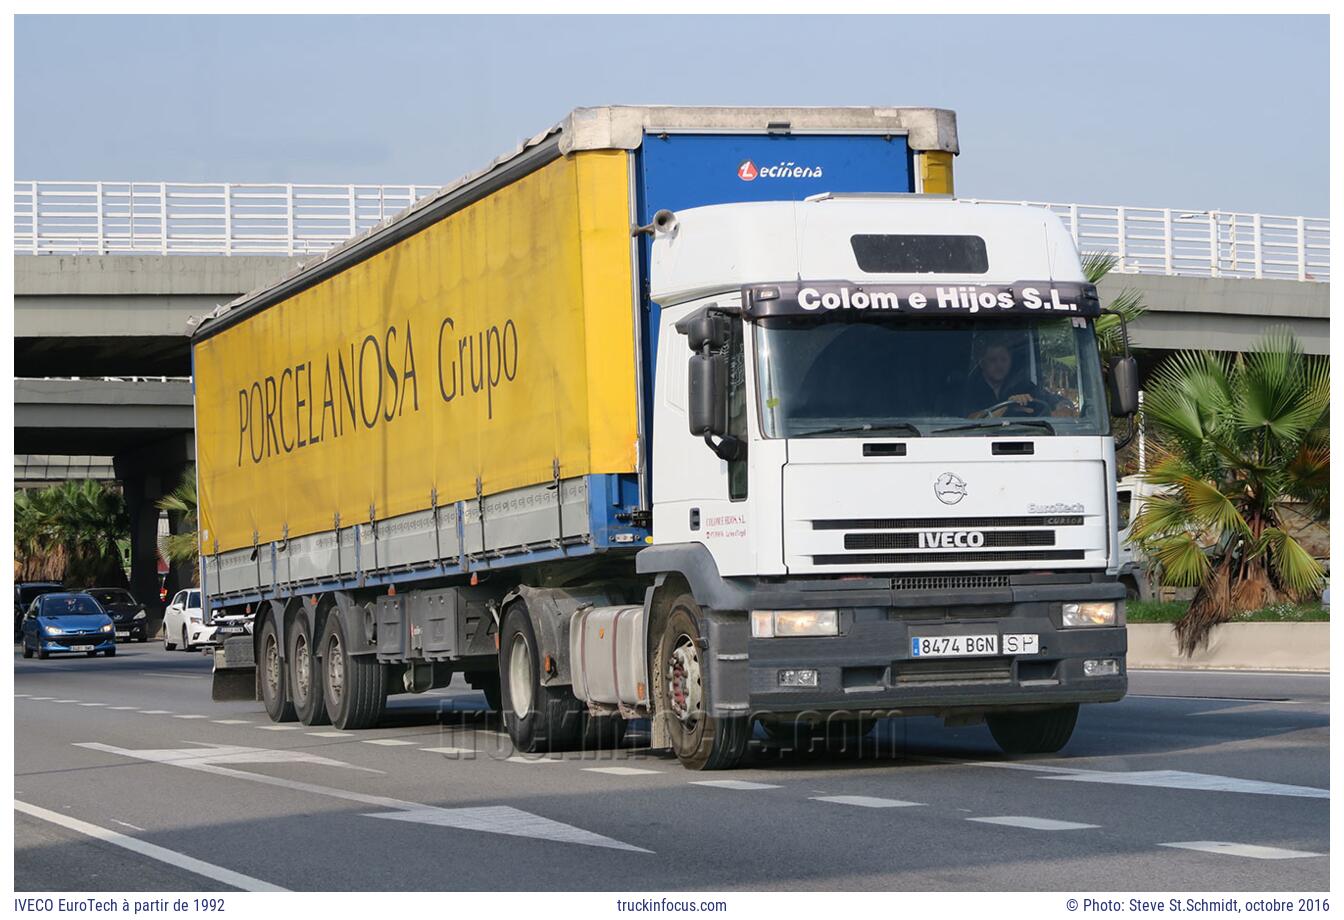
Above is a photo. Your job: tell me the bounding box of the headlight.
[133,610,146,620]
[44,625,64,636]
[188,611,203,621]
[751,610,839,638]
[1063,601,1117,627]
[100,623,114,633]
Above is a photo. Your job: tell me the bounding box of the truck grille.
[813,550,1086,565]
[844,531,1056,550]
[891,574,1011,591]
[814,515,1082,530]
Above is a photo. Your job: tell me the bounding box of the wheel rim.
[326,633,344,707]
[508,632,533,719]
[666,632,703,727]
[264,632,280,701]
[294,633,311,703]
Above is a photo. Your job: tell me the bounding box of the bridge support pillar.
[113,434,194,634]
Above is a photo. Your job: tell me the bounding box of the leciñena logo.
[737,160,758,182]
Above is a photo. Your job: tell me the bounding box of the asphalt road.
[13,643,1330,892]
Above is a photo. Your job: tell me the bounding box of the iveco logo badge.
[934,472,967,505]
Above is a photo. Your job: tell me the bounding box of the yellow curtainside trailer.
[194,150,638,557]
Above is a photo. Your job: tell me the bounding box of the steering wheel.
[986,397,1052,418]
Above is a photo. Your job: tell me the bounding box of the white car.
[162,589,213,651]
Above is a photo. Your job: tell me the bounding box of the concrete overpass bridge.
[12,181,1330,611]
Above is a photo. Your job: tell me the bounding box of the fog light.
[778,669,819,688]
[1083,658,1120,677]
[751,610,839,638]
[1063,601,1117,627]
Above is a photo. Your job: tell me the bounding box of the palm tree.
[1131,328,1328,654]
[156,464,199,583]
[1082,252,1147,363]
[13,480,128,586]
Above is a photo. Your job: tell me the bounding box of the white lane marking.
[212,719,251,724]
[362,738,418,746]
[811,795,923,808]
[111,820,145,831]
[15,693,30,697]
[966,759,1328,799]
[79,741,646,853]
[27,697,53,701]
[140,672,207,679]
[15,800,288,892]
[689,780,780,790]
[583,766,662,776]
[1161,841,1323,860]
[78,703,107,707]
[1132,694,1303,705]
[138,710,172,715]
[421,747,474,756]
[1045,770,1328,799]
[54,699,80,704]
[506,755,563,764]
[969,816,1100,831]
[173,714,209,720]
[367,806,650,853]
[308,731,353,738]
[257,725,301,731]
[108,706,139,710]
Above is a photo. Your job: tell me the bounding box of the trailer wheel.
[499,603,584,753]
[987,704,1079,755]
[655,598,750,771]
[289,616,330,726]
[321,614,386,730]
[259,618,296,723]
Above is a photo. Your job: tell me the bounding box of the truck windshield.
[754,314,1109,438]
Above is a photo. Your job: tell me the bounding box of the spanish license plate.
[70,644,94,652]
[115,631,129,638]
[910,634,1039,658]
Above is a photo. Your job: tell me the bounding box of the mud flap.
[212,635,258,702]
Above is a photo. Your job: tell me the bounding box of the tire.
[104,647,116,657]
[22,641,33,659]
[987,704,1079,755]
[181,626,191,652]
[499,602,585,754]
[38,646,49,660]
[321,614,386,730]
[87,650,98,657]
[654,598,750,771]
[164,622,177,651]
[258,618,297,723]
[289,616,330,726]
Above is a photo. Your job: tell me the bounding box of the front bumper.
[704,594,1127,718]
[41,635,117,653]
[111,621,147,641]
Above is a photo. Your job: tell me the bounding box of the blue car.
[20,593,117,659]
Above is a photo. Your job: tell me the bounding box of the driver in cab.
[964,337,1077,419]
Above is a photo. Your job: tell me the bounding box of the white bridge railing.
[13,180,1330,282]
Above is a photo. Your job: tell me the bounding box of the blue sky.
[14,14,1329,216]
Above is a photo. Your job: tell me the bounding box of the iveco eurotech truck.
[197,106,1138,770]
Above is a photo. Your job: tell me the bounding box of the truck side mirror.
[687,353,727,437]
[681,313,732,352]
[1107,355,1139,416]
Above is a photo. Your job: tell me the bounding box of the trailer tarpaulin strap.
[742,281,1101,319]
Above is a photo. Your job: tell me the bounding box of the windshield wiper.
[795,422,923,438]
[931,418,1056,435]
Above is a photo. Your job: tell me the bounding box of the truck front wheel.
[986,704,1079,754]
[655,600,750,771]
[289,617,330,726]
[259,618,296,723]
[499,603,584,753]
[321,615,386,730]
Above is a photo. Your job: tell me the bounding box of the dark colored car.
[14,582,64,641]
[86,588,150,642]
[19,593,117,659]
